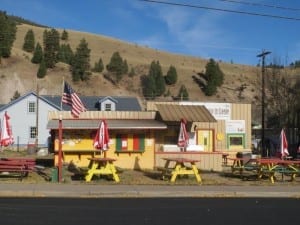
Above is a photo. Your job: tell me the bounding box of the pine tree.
[22,29,35,52]
[203,58,224,96]
[71,39,91,81]
[37,59,47,78]
[31,42,43,64]
[61,29,68,41]
[57,43,73,65]
[0,11,16,58]
[11,90,20,101]
[165,65,177,85]
[106,51,124,83]
[148,60,165,96]
[142,75,156,99]
[92,58,104,73]
[43,28,60,68]
[177,85,189,100]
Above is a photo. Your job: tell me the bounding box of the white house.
[0,92,61,149]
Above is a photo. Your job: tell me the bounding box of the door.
[197,130,214,152]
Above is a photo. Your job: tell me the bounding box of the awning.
[47,119,167,130]
[156,104,216,122]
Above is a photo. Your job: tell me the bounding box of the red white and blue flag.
[280,128,289,159]
[62,81,86,118]
[0,111,14,147]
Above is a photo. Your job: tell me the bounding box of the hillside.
[0,23,282,123]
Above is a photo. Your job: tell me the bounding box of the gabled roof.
[155,104,216,122]
[0,91,61,111]
[42,95,142,111]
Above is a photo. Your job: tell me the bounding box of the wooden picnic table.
[159,157,202,183]
[85,157,120,182]
[257,158,300,183]
[0,157,37,180]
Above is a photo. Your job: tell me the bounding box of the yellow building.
[47,101,251,172]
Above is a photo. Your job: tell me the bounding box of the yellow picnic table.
[160,157,202,183]
[85,157,120,182]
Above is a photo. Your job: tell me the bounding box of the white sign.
[179,102,231,120]
[226,120,245,133]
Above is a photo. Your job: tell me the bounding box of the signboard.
[226,120,245,133]
[179,102,231,120]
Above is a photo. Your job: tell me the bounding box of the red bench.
[0,158,36,180]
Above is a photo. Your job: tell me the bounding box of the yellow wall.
[54,130,155,169]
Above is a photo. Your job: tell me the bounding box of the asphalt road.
[0,197,299,225]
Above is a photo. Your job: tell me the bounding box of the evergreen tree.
[22,29,35,52]
[11,90,20,101]
[31,42,43,64]
[148,60,165,96]
[92,58,104,73]
[142,75,156,99]
[122,59,128,74]
[71,39,91,81]
[61,29,69,41]
[57,43,73,65]
[203,58,224,96]
[177,85,189,100]
[106,51,124,83]
[0,11,17,58]
[165,65,177,85]
[37,59,47,78]
[43,28,60,68]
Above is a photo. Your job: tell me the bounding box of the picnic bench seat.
[0,158,37,180]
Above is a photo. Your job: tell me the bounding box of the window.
[227,134,245,150]
[30,127,37,138]
[28,101,36,113]
[105,103,111,111]
[115,134,145,152]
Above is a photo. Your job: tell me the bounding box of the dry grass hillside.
[2,23,298,123]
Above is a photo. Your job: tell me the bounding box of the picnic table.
[228,157,259,176]
[229,156,300,183]
[0,157,37,180]
[158,157,202,183]
[257,158,300,183]
[84,157,120,182]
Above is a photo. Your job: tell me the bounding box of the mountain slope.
[2,23,263,120]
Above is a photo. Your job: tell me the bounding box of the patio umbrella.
[178,118,189,150]
[0,111,14,147]
[280,128,289,159]
[93,119,110,153]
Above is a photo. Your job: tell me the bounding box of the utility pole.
[257,50,271,157]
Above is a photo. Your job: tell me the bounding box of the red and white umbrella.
[280,128,289,159]
[93,120,110,151]
[0,111,14,147]
[178,118,189,148]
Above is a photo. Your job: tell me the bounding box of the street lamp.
[257,50,271,157]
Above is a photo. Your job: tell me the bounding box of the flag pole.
[58,114,63,182]
[61,77,65,111]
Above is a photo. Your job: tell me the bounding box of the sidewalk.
[0,183,299,198]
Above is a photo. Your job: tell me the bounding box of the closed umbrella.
[93,120,110,156]
[280,128,289,159]
[178,118,189,151]
[0,111,14,148]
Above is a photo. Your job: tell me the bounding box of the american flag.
[62,81,86,118]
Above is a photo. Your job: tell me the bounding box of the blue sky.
[2,0,300,65]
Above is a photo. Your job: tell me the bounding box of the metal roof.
[47,119,167,130]
[155,104,216,122]
[42,95,142,111]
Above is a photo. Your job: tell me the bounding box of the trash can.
[51,167,58,182]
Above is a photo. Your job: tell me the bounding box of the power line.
[139,0,300,21]
[220,0,300,12]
